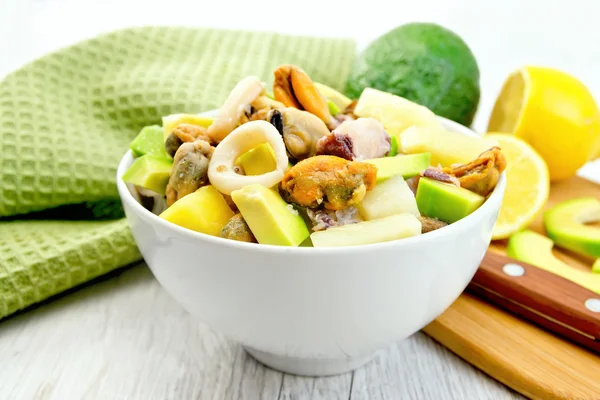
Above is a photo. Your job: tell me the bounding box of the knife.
[467,251,600,354]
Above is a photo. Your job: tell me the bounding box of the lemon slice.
[487,66,600,181]
[485,133,550,240]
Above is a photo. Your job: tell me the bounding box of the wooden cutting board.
[423,176,600,400]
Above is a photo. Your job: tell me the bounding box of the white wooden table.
[1,0,599,398]
[0,263,523,400]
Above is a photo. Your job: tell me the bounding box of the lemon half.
[488,66,600,181]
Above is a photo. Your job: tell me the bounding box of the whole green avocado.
[345,23,481,127]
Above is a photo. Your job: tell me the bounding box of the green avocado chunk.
[130,125,169,158]
[231,184,309,246]
[365,152,431,183]
[593,258,600,274]
[327,100,341,116]
[122,155,173,195]
[388,136,399,157]
[544,197,600,258]
[415,177,484,224]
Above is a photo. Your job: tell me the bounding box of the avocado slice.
[544,197,600,258]
[122,155,173,195]
[358,175,419,220]
[593,258,600,274]
[388,136,399,157]
[415,177,484,223]
[162,113,214,141]
[327,100,341,116]
[160,185,234,236]
[231,184,309,246]
[507,230,600,295]
[236,143,277,176]
[310,213,421,247]
[130,125,169,158]
[365,153,431,183]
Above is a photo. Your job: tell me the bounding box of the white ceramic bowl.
[116,116,506,377]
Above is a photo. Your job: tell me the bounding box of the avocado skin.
[345,22,481,126]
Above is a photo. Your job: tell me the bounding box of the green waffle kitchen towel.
[0,26,357,320]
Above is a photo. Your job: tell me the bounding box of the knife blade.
[467,251,600,354]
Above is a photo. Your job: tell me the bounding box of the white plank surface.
[0,264,522,400]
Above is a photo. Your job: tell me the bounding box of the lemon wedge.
[485,133,550,240]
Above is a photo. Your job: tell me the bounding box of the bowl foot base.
[244,346,375,377]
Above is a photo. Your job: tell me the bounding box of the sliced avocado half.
[544,197,600,258]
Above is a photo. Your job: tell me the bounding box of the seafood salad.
[122,64,507,247]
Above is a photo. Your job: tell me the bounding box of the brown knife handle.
[469,251,600,341]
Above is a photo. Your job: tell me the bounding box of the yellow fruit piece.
[400,125,497,167]
[236,143,276,176]
[484,133,550,240]
[160,185,234,236]
[162,113,215,140]
[593,136,600,160]
[354,88,442,139]
[488,66,600,181]
[314,82,353,111]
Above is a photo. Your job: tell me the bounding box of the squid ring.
[208,120,289,195]
[207,76,264,143]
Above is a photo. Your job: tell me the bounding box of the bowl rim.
[116,115,506,255]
